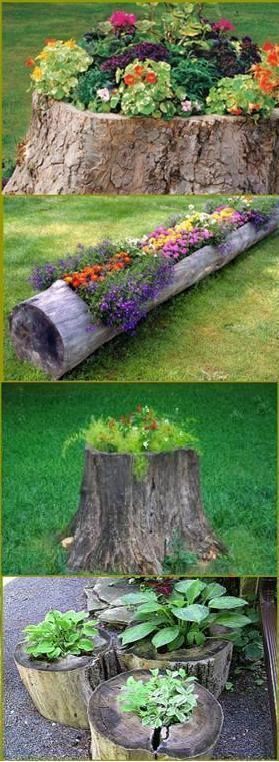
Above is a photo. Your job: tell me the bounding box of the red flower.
[25,57,35,67]
[124,73,136,86]
[212,18,235,32]
[145,71,157,84]
[262,41,274,52]
[109,11,136,29]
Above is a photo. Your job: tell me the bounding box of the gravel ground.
[4,577,274,761]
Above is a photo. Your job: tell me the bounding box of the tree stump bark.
[9,211,279,378]
[4,95,279,194]
[67,447,225,575]
[14,630,119,728]
[88,669,224,760]
[117,638,233,698]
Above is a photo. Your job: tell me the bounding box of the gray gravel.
[4,577,274,760]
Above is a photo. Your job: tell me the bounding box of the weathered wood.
[9,211,279,378]
[14,630,119,728]
[117,638,233,698]
[67,447,225,575]
[4,95,279,194]
[88,669,224,760]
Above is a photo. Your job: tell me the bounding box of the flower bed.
[9,197,279,377]
[4,6,279,194]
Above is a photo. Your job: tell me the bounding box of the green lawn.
[3,1,279,165]
[4,195,279,382]
[2,382,277,575]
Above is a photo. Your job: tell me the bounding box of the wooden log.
[3,94,279,194]
[88,669,224,760]
[67,447,225,575]
[116,638,233,698]
[14,630,119,728]
[9,210,279,378]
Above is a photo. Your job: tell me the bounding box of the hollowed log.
[14,629,119,728]
[9,211,279,378]
[88,669,224,760]
[67,447,225,575]
[4,95,279,194]
[117,638,233,698]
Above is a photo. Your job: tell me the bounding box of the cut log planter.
[9,210,279,379]
[67,447,225,575]
[117,639,233,698]
[4,95,279,194]
[14,629,119,729]
[88,669,224,760]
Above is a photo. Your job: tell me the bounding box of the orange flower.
[267,47,279,66]
[134,64,144,76]
[145,71,157,84]
[44,37,57,45]
[262,41,274,52]
[25,57,35,67]
[228,107,242,115]
[124,73,136,86]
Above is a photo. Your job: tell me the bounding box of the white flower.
[143,440,149,449]
[97,87,110,102]
[181,99,192,112]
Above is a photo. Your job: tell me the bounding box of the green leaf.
[201,583,226,602]
[132,602,163,615]
[120,621,158,645]
[209,596,248,609]
[174,579,206,603]
[173,604,209,623]
[213,613,251,628]
[151,626,180,649]
[120,592,157,606]
[78,638,94,651]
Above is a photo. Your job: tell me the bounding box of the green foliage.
[119,668,198,728]
[225,608,264,662]
[157,4,210,46]
[72,66,113,108]
[206,75,275,118]
[23,609,98,661]
[63,405,200,480]
[30,40,92,100]
[120,579,250,651]
[171,56,218,102]
[118,59,176,118]
[162,531,198,573]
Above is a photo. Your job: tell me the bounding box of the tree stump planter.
[4,95,279,194]
[116,639,233,698]
[88,669,224,760]
[9,210,279,379]
[67,447,225,575]
[14,629,118,728]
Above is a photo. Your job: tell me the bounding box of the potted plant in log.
[64,406,225,574]
[88,667,224,760]
[14,609,116,728]
[116,578,251,696]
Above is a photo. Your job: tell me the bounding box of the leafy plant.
[224,608,264,661]
[252,42,279,102]
[117,59,177,118]
[72,66,113,109]
[119,668,198,728]
[119,579,251,651]
[23,609,98,661]
[206,74,275,118]
[162,532,198,573]
[28,39,92,100]
[171,56,218,102]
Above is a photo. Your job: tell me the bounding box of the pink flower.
[212,18,235,32]
[109,10,137,28]
[181,99,192,112]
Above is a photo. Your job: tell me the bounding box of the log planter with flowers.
[64,407,225,574]
[88,669,224,761]
[4,6,279,196]
[9,204,279,379]
[14,611,119,728]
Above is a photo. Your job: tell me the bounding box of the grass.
[2,382,277,576]
[3,1,279,165]
[4,194,279,382]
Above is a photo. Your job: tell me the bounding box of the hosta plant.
[28,39,92,100]
[119,579,251,650]
[206,74,275,118]
[119,668,198,728]
[22,609,98,661]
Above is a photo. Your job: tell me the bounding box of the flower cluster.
[101,43,169,74]
[109,11,137,30]
[252,42,279,99]
[27,39,92,99]
[63,251,132,288]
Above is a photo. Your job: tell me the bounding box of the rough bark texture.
[4,95,279,194]
[117,639,233,698]
[67,447,224,575]
[9,211,279,378]
[14,631,119,728]
[88,670,224,760]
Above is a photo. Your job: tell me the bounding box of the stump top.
[88,669,223,758]
[14,628,111,672]
[117,636,229,663]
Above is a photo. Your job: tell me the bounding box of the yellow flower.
[64,39,76,49]
[31,66,43,81]
[36,50,49,60]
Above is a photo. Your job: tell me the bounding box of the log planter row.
[4,96,279,195]
[9,209,279,379]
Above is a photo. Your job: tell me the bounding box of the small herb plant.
[63,406,200,479]
[119,668,198,728]
[119,579,250,650]
[23,610,98,661]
